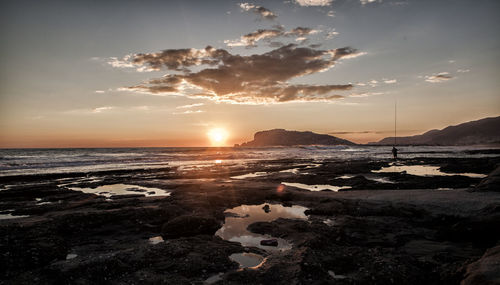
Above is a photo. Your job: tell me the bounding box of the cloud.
[360,0,382,5]
[383,79,397,84]
[326,29,339,39]
[173,110,205,115]
[457,69,470,73]
[349,92,384,97]
[356,80,378,87]
[425,72,453,83]
[94,90,105,93]
[224,26,320,48]
[64,105,160,115]
[116,44,363,104]
[108,56,135,68]
[130,48,221,72]
[239,3,277,20]
[327,10,335,17]
[225,28,284,47]
[92,106,114,113]
[287,27,320,36]
[295,0,333,6]
[176,103,205,109]
[132,106,150,111]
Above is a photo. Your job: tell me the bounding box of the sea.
[0,146,498,177]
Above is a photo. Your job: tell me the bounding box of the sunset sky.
[1,0,499,147]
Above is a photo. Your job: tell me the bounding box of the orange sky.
[1,0,499,148]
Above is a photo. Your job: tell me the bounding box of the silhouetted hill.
[373,116,500,145]
[237,129,355,147]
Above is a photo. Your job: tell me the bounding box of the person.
[392,146,398,159]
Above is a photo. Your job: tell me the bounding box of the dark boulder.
[475,165,500,192]
[462,245,500,285]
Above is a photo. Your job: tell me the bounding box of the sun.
[207,128,229,146]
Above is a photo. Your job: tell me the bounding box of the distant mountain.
[236,129,355,147]
[373,116,500,145]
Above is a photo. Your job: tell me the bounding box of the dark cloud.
[127,46,229,72]
[225,28,284,47]
[239,3,277,20]
[287,27,318,36]
[116,44,363,104]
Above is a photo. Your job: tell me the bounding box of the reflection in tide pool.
[205,273,224,284]
[373,163,486,178]
[149,236,164,245]
[66,253,78,260]
[216,203,308,251]
[281,182,351,192]
[69,184,170,198]
[229,253,266,269]
[231,172,268,179]
[0,211,29,220]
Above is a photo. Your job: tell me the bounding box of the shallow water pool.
[372,163,486,178]
[216,203,308,251]
[69,184,171,198]
[229,252,266,268]
[281,182,351,192]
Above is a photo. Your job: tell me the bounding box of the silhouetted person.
[392,147,398,159]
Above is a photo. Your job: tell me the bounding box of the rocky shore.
[1,154,499,284]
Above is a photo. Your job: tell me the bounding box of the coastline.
[1,148,499,284]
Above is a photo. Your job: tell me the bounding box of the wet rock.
[224,212,249,218]
[260,239,278,247]
[2,155,499,284]
[161,215,221,238]
[262,204,271,213]
[109,194,145,199]
[437,157,499,175]
[125,188,148,193]
[462,245,500,285]
[474,165,500,192]
[437,205,500,247]
[45,236,242,284]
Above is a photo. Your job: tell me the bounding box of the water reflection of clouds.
[69,184,171,198]
[216,203,308,250]
[373,164,486,178]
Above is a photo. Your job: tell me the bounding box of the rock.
[238,129,355,147]
[260,239,278,247]
[475,165,500,192]
[462,245,500,285]
[161,215,221,238]
[262,204,271,213]
[109,194,145,199]
[125,188,147,193]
